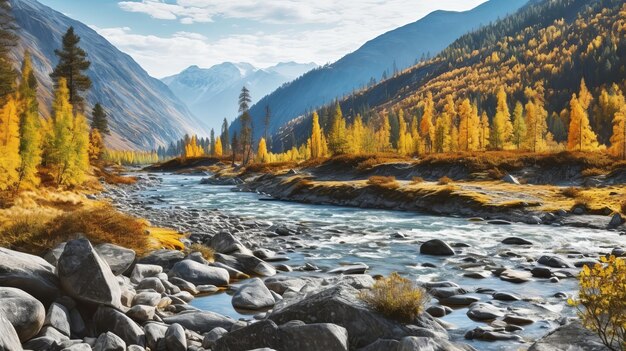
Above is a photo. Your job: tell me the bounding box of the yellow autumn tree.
[443,95,457,152]
[458,98,479,151]
[479,111,490,150]
[511,102,526,150]
[610,104,626,159]
[88,128,104,161]
[184,135,204,158]
[568,93,599,152]
[420,92,435,153]
[310,111,323,159]
[214,136,223,157]
[375,114,391,152]
[328,103,348,155]
[524,85,549,152]
[490,87,513,150]
[256,137,269,163]
[410,115,421,155]
[348,114,367,154]
[0,96,21,190]
[16,52,42,190]
[397,110,413,155]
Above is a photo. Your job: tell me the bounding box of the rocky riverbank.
[0,173,613,351]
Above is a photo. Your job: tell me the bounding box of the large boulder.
[269,285,446,349]
[94,331,126,351]
[214,320,280,351]
[0,313,22,351]
[0,247,60,302]
[214,253,276,277]
[209,232,251,255]
[93,306,145,347]
[420,239,455,256]
[137,249,184,271]
[94,243,136,276]
[232,278,275,310]
[0,287,45,341]
[57,238,121,307]
[168,260,229,286]
[162,311,235,334]
[164,323,187,351]
[280,321,349,351]
[528,321,607,351]
[130,264,163,284]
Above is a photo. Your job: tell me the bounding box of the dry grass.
[186,243,215,261]
[359,273,429,323]
[367,176,400,190]
[438,176,453,185]
[561,187,583,199]
[487,168,506,180]
[242,161,298,175]
[581,167,607,177]
[411,176,424,184]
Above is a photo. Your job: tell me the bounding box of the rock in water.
[0,287,45,341]
[57,238,122,307]
[0,313,23,351]
[168,260,230,286]
[209,232,251,255]
[420,239,455,256]
[502,237,533,245]
[232,278,276,310]
[0,247,60,302]
[94,243,136,276]
[162,311,235,334]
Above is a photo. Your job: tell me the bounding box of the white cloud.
[105,0,488,77]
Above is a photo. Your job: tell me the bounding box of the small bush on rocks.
[438,176,453,185]
[411,176,425,184]
[561,187,582,198]
[359,272,429,323]
[569,255,626,351]
[188,243,215,261]
[367,176,400,190]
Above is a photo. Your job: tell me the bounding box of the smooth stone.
[209,232,251,255]
[137,249,185,270]
[212,261,250,280]
[499,269,532,283]
[164,323,187,351]
[328,263,369,275]
[465,326,523,342]
[168,260,230,286]
[538,255,575,269]
[439,295,480,306]
[503,314,534,325]
[93,331,126,351]
[502,237,533,245]
[466,303,504,321]
[44,302,71,337]
[136,277,165,294]
[57,238,121,307]
[126,305,155,322]
[531,267,553,278]
[215,253,277,277]
[232,278,276,310]
[0,247,60,302]
[463,271,491,279]
[94,243,136,276]
[202,327,229,349]
[130,264,163,284]
[144,322,168,350]
[132,292,162,307]
[427,286,467,299]
[162,311,235,334]
[169,277,199,295]
[93,306,146,346]
[488,220,512,225]
[608,213,624,229]
[62,343,92,351]
[0,313,23,351]
[0,287,45,341]
[420,239,455,256]
[281,321,349,351]
[493,292,521,301]
[425,306,449,318]
[502,174,520,185]
[528,321,607,351]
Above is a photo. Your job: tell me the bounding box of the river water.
[131,173,624,350]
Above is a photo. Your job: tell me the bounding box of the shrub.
[367,176,400,189]
[411,176,424,184]
[569,256,626,351]
[561,187,582,198]
[359,273,429,323]
[487,168,506,180]
[438,176,453,185]
[582,168,606,177]
[187,243,214,261]
[622,200,626,215]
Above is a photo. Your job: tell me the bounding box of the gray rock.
[466,303,504,321]
[136,277,166,293]
[538,255,575,269]
[328,263,369,275]
[22,336,58,350]
[144,322,168,350]
[439,295,480,306]
[493,292,521,301]
[130,264,163,284]
[57,238,121,307]
[126,305,155,322]
[132,291,161,307]
[162,311,235,334]
[502,237,533,245]
[420,239,455,256]
[359,339,400,351]
[37,325,69,342]
[269,285,446,349]
[93,306,145,346]
[465,326,523,342]
[528,321,608,351]
[0,287,45,341]
[280,321,349,351]
[202,327,228,349]
[232,278,276,310]
[137,249,185,270]
[425,306,450,318]
[94,243,136,276]
[44,302,71,337]
[165,323,187,351]
[61,343,92,351]
[126,345,145,351]
[0,247,60,302]
[168,259,230,286]
[169,277,199,295]
[214,320,280,351]
[43,242,67,267]
[499,269,532,283]
[69,308,86,338]
[531,267,553,278]
[0,313,23,351]
[94,331,126,351]
[212,261,250,279]
[215,253,276,277]
[209,232,251,255]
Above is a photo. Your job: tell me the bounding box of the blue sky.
[38,0,488,78]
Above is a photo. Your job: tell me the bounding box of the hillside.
[276,0,626,150]
[9,0,208,150]
[229,0,529,142]
[162,62,316,131]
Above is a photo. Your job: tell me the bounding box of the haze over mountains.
[9,0,208,150]
[163,62,317,131]
[230,0,529,142]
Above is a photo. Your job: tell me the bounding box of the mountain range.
[230,0,529,142]
[162,62,317,131]
[9,0,208,150]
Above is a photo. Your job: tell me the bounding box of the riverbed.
[108,173,624,350]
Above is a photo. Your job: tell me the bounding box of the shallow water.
[134,173,624,350]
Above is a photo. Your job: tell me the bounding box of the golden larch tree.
[568,93,599,152]
[479,111,490,150]
[88,128,104,161]
[420,92,435,153]
[511,101,526,150]
[310,111,323,159]
[490,87,513,150]
[16,52,42,189]
[328,103,348,155]
[375,114,391,152]
[610,104,626,159]
[214,136,223,156]
[0,96,21,190]
[256,137,269,163]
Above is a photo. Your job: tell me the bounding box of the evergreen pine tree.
[50,27,91,113]
[91,103,109,135]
